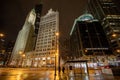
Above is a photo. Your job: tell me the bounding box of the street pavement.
[0,68,120,80]
[0,68,56,80]
[59,70,120,80]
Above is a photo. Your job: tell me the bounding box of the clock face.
[28,13,36,24]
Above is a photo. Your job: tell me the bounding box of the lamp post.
[0,33,5,52]
[0,33,5,66]
[54,32,59,76]
[54,52,57,76]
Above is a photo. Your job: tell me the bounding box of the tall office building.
[34,9,59,67]
[88,0,120,54]
[10,9,36,66]
[70,14,112,59]
[10,4,42,66]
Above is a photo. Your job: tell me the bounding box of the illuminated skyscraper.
[10,4,42,66]
[88,0,120,54]
[34,9,59,67]
[70,14,112,59]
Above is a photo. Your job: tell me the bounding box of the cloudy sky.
[0,0,87,41]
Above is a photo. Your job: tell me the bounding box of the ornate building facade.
[33,9,59,67]
[10,4,42,67]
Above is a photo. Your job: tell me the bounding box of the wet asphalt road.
[0,68,57,80]
[0,68,119,80]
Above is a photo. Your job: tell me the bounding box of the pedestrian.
[69,66,72,70]
[58,66,61,73]
[62,67,65,73]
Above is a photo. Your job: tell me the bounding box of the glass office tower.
[88,0,120,54]
[70,14,112,59]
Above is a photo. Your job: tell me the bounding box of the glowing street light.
[116,49,120,53]
[85,49,88,53]
[18,50,26,67]
[22,54,25,57]
[19,51,23,55]
[112,33,117,37]
[54,32,59,77]
[55,32,59,36]
[0,33,4,37]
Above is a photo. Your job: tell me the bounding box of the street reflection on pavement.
[0,68,55,80]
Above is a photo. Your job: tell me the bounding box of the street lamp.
[112,33,117,38]
[0,33,5,43]
[0,33,4,37]
[22,54,25,57]
[84,49,88,53]
[19,51,23,55]
[55,32,59,36]
[54,52,57,76]
[116,49,120,53]
[0,33,5,66]
[54,32,59,77]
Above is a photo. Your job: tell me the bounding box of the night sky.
[0,0,87,42]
